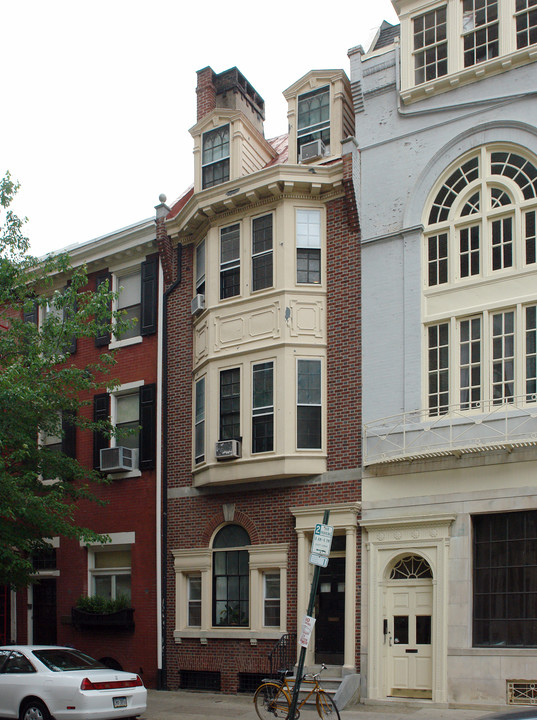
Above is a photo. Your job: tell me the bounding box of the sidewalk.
[142,689,501,720]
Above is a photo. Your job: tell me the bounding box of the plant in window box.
[72,594,135,631]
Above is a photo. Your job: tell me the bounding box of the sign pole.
[287,509,330,720]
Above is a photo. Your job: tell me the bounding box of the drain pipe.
[157,209,183,690]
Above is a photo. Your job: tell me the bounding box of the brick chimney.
[196,67,217,122]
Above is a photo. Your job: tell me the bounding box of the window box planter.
[71,606,135,632]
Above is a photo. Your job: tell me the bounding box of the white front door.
[385,581,433,698]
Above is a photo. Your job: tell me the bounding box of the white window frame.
[202,124,230,190]
[296,209,322,285]
[194,376,206,465]
[110,381,143,475]
[296,358,323,450]
[109,262,143,349]
[172,543,288,640]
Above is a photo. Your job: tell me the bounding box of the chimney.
[196,66,265,134]
[196,67,217,122]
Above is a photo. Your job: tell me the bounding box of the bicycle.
[253,663,340,720]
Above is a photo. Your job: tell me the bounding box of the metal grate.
[238,673,267,693]
[508,681,537,705]
[180,670,221,692]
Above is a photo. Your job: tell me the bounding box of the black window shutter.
[62,411,77,459]
[93,393,109,470]
[95,273,111,347]
[139,383,156,471]
[23,301,38,325]
[140,256,158,336]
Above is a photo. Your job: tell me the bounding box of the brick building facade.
[158,66,362,694]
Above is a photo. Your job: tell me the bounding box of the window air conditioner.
[299,139,326,163]
[215,439,242,461]
[191,294,205,315]
[100,446,135,473]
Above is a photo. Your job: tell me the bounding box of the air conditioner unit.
[191,294,205,315]
[100,446,135,473]
[299,139,326,163]
[215,439,242,461]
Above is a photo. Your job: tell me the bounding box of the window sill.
[109,335,143,350]
[174,628,284,643]
[401,46,537,105]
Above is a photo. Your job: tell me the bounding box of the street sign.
[309,552,328,567]
[311,523,333,557]
[299,615,316,648]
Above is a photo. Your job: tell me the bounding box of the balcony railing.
[364,396,537,465]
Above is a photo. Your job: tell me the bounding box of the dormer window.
[202,125,230,189]
[462,0,499,67]
[297,86,330,159]
[413,6,448,84]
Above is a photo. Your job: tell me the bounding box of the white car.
[0,645,147,720]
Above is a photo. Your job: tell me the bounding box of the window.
[220,369,240,440]
[188,575,201,627]
[426,149,537,285]
[426,306,537,414]
[252,215,273,291]
[93,383,157,472]
[297,359,322,449]
[115,391,139,452]
[90,549,131,602]
[413,6,448,84]
[473,510,537,647]
[116,269,141,341]
[263,573,280,627]
[492,311,515,404]
[296,209,321,284]
[194,378,205,464]
[202,125,230,189]
[463,0,499,67]
[252,362,273,454]
[173,542,287,636]
[460,317,481,409]
[195,239,206,296]
[297,86,330,158]
[428,234,448,285]
[516,0,537,49]
[213,525,250,627]
[428,323,449,415]
[220,224,240,299]
[527,306,537,400]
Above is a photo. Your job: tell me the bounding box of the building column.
[344,526,357,670]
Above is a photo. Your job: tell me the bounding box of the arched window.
[212,524,250,627]
[389,555,433,580]
[424,146,537,415]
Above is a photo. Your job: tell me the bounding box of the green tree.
[0,172,129,588]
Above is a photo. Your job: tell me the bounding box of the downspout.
[159,240,183,690]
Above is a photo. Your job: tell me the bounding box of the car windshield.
[32,649,107,672]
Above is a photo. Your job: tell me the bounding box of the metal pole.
[287,509,330,720]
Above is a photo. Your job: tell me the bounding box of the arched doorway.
[383,555,433,699]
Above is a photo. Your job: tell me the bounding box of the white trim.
[81,531,135,547]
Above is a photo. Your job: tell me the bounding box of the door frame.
[361,514,455,704]
[292,502,361,672]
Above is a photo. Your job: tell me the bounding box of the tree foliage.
[0,172,128,588]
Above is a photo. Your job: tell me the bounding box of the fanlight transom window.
[390,555,433,580]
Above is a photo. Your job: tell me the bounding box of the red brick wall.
[19,265,161,688]
[196,67,217,122]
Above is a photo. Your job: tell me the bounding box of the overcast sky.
[2,0,398,257]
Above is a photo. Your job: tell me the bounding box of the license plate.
[113,697,127,708]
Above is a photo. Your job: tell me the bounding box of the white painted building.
[351,0,537,707]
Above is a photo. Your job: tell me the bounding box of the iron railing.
[364,396,537,465]
[268,633,296,677]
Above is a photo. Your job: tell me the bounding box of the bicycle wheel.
[316,691,340,720]
[254,682,291,720]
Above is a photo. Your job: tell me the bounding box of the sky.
[2,0,399,257]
